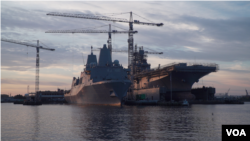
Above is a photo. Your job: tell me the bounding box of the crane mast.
[108,24,112,57]
[128,12,134,78]
[36,41,39,95]
[1,38,55,102]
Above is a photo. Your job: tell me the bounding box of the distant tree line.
[239,95,250,101]
[13,94,25,99]
[1,94,9,98]
[1,94,25,99]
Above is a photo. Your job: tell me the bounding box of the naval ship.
[129,46,219,101]
[64,44,131,105]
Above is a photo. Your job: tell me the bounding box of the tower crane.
[1,38,55,102]
[45,24,138,58]
[47,11,163,76]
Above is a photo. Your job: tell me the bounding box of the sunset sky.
[1,1,250,96]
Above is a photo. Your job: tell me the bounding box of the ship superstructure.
[64,44,131,105]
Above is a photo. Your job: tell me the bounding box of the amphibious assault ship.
[128,46,218,101]
[64,44,131,105]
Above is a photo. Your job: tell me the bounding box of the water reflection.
[69,105,204,140]
[30,106,40,140]
[2,103,250,141]
[70,105,125,140]
[69,105,231,140]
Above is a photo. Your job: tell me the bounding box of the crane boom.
[145,51,163,54]
[45,29,138,34]
[46,12,163,26]
[92,49,128,52]
[47,12,128,23]
[92,49,163,54]
[1,38,55,51]
[133,21,163,26]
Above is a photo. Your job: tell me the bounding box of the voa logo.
[226,129,246,136]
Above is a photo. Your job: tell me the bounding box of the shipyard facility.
[4,11,247,106]
[43,11,221,106]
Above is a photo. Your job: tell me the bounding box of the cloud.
[184,46,202,52]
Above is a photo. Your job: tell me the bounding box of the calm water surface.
[1,103,250,141]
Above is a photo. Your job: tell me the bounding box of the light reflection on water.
[1,103,250,141]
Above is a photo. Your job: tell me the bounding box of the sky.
[1,1,250,96]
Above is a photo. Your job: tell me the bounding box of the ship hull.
[149,71,210,91]
[133,70,215,101]
[65,80,131,105]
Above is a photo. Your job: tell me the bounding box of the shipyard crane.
[1,38,55,102]
[225,88,230,97]
[47,11,163,76]
[46,24,138,58]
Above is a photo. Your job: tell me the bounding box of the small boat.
[182,99,189,106]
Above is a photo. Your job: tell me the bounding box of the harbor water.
[1,103,250,141]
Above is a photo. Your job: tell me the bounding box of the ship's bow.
[111,80,131,101]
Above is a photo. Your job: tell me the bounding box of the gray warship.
[128,46,219,101]
[64,44,131,105]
